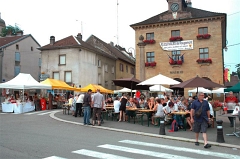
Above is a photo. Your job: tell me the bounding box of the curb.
[49,111,240,149]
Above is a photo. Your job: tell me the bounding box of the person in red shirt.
[135,90,141,101]
[225,91,239,127]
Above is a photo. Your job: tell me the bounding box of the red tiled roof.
[0,35,25,47]
[40,36,78,49]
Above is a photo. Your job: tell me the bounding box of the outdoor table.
[222,114,239,137]
[171,111,189,131]
[138,109,154,127]
[106,104,113,107]
[126,107,139,123]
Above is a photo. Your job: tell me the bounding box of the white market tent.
[211,88,226,93]
[114,87,136,94]
[0,73,51,89]
[149,85,173,92]
[188,87,211,93]
[138,73,180,85]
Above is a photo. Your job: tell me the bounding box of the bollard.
[159,117,166,135]
[216,120,225,143]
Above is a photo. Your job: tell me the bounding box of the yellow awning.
[41,78,80,91]
[80,84,113,94]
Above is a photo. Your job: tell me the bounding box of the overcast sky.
[0,0,239,71]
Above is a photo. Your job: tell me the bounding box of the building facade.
[131,0,226,96]
[39,33,117,90]
[86,35,136,90]
[0,33,41,82]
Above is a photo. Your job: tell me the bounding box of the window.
[98,60,101,67]
[105,81,108,86]
[198,27,208,35]
[104,64,108,72]
[31,47,33,51]
[59,55,66,65]
[65,71,72,83]
[15,52,20,62]
[146,52,155,62]
[53,72,60,80]
[120,63,124,72]
[16,44,19,50]
[172,50,181,61]
[131,67,134,75]
[112,66,115,74]
[14,66,20,76]
[171,30,180,37]
[146,33,154,40]
[98,74,101,84]
[199,48,209,59]
[126,65,128,73]
[38,58,41,67]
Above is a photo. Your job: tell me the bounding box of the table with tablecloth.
[2,102,35,114]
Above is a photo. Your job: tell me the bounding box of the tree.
[0,25,22,37]
[236,63,240,79]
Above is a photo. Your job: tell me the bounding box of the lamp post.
[128,47,135,58]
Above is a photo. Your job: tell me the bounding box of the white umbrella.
[188,87,211,93]
[211,88,226,93]
[150,85,173,92]
[138,74,180,85]
[114,87,136,93]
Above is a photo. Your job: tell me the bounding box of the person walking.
[83,89,92,125]
[191,92,211,148]
[92,89,104,126]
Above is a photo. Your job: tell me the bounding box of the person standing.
[119,94,128,122]
[191,92,211,148]
[78,93,84,117]
[48,92,53,110]
[75,94,81,117]
[224,91,239,127]
[83,89,92,125]
[92,89,104,126]
[34,93,40,111]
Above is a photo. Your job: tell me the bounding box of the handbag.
[195,102,203,118]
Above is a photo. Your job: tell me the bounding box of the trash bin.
[41,98,46,110]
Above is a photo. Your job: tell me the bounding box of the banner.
[160,40,193,51]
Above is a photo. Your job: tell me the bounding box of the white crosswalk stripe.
[72,149,133,159]
[98,144,195,159]
[119,140,240,159]
[43,156,67,159]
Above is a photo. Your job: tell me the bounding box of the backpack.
[169,120,178,132]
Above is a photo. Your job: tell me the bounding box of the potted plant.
[145,62,150,67]
[143,39,156,44]
[196,58,212,64]
[210,100,223,111]
[169,36,183,41]
[150,61,156,67]
[196,34,211,40]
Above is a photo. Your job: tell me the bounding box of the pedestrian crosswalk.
[0,110,59,116]
[44,139,240,159]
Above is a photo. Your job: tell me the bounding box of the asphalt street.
[0,111,240,159]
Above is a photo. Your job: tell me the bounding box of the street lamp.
[128,47,135,58]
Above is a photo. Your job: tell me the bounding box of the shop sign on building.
[160,40,193,51]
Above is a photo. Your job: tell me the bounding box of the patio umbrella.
[212,88,226,93]
[224,82,240,93]
[137,73,180,85]
[149,85,173,92]
[188,87,211,93]
[171,76,224,92]
[114,88,136,93]
[112,77,150,96]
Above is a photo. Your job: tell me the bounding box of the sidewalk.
[54,110,239,148]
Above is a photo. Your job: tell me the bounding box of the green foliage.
[0,25,22,37]
[236,63,240,79]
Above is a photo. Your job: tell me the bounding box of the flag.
[165,52,174,64]
[224,68,229,82]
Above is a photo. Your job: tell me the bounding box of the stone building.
[130,0,226,96]
[86,35,135,89]
[39,33,117,90]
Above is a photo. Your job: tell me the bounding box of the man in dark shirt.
[191,92,211,149]
[83,89,92,125]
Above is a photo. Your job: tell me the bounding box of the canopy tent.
[188,87,212,93]
[114,88,136,93]
[0,73,51,89]
[224,82,240,93]
[40,78,80,91]
[149,85,173,92]
[80,84,113,94]
[212,88,226,93]
[138,73,180,86]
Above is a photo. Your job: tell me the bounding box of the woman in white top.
[152,98,164,125]
[114,96,121,113]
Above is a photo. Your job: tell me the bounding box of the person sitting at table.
[133,98,140,108]
[224,91,239,127]
[163,101,177,124]
[184,99,193,131]
[149,97,155,110]
[145,98,150,109]
[9,95,16,103]
[152,98,164,125]
[126,97,137,120]
[106,97,113,105]
[139,96,145,109]
[5,94,10,102]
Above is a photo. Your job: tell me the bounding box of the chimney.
[77,33,82,40]
[50,36,55,45]
[110,41,114,46]
[16,30,23,36]
[186,0,192,7]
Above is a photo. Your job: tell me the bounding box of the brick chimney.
[50,36,55,45]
